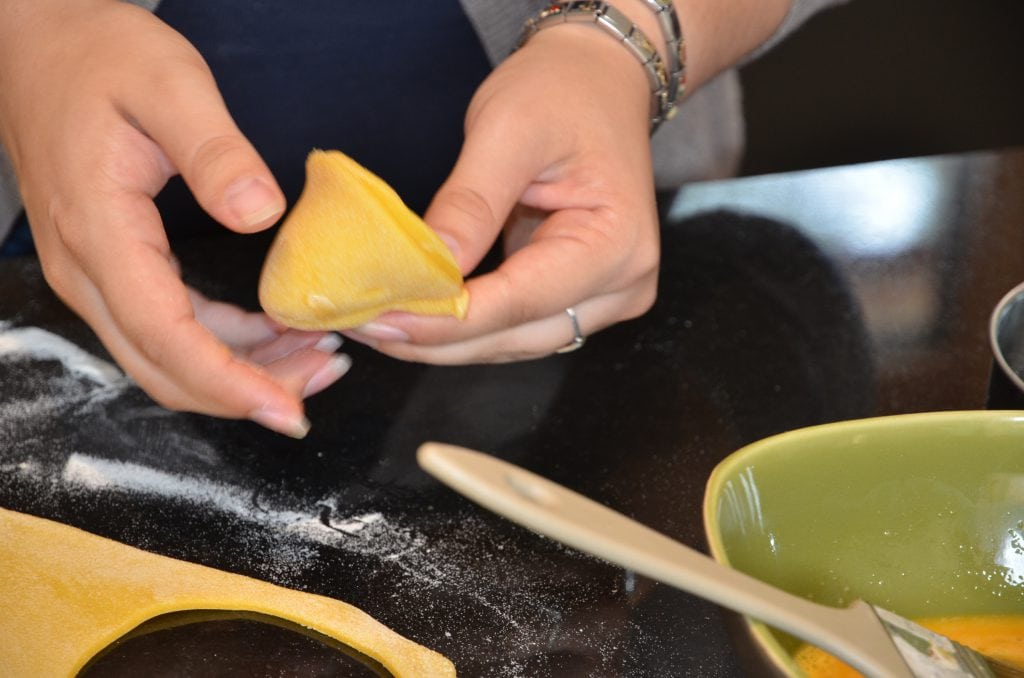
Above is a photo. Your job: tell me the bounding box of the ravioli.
[258,150,469,329]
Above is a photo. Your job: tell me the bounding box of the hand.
[188,287,351,411]
[0,1,348,435]
[343,21,661,362]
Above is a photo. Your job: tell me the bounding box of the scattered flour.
[0,324,126,388]
[60,453,386,548]
[62,453,300,522]
[326,511,384,535]
[0,324,129,432]
[0,321,653,676]
[54,451,590,672]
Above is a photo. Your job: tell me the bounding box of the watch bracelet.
[516,1,672,132]
[640,0,687,119]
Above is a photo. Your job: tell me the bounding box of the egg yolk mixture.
[794,615,1024,677]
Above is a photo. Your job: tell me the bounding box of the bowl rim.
[991,279,1024,393]
[701,409,1024,676]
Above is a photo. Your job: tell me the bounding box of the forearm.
[611,0,791,96]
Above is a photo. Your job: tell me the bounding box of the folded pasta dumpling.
[259,150,469,329]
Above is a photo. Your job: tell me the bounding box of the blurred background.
[739,0,1024,175]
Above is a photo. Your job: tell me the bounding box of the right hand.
[0,0,347,437]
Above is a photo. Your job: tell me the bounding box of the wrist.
[612,0,675,65]
[516,2,674,132]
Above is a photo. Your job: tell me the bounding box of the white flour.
[0,323,127,389]
[63,453,308,523]
[58,451,537,627]
[61,452,378,547]
[0,322,648,676]
[0,323,128,431]
[53,449,589,678]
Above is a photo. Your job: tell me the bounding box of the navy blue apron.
[2,2,491,254]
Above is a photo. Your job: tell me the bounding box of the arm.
[344,0,833,362]
[662,0,791,90]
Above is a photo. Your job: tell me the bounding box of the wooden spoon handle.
[417,442,910,678]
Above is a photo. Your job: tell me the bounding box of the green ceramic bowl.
[703,411,1024,676]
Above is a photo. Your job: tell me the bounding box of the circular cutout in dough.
[0,508,455,677]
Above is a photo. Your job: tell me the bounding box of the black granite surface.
[2,147,1023,676]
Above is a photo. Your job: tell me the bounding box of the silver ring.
[556,307,586,353]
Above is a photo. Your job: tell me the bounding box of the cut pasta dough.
[0,507,456,677]
[258,150,469,329]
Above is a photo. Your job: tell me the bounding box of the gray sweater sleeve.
[457,0,847,65]
[0,0,847,244]
[748,0,850,61]
[457,0,850,188]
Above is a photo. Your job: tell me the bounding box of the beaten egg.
[794,615,1024,677]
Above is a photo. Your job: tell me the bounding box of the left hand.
[343,22,661,363]
[0,2,349,434]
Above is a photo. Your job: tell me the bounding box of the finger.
[122,51,285,232]
[71,192,319,435]
[423,111,558,273]
[358,206,659,347]
[365,290,644,364]
[245,330,342,365]
[261,348,352,399]
[187,287,340,360]
[180,272,349,395]
[187,288,282,347]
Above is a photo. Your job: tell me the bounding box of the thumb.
[126,60,286,233]
[424,125,545,274]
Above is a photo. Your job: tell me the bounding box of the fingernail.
[438,232,460,257]
[357,322,410,342]
[225,177,284,228]
[303,354,352,398]
[313,333,344,353]
[249,407,311,439]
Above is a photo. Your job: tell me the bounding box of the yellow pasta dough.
[0,507,456,677]
[258,149,469,329]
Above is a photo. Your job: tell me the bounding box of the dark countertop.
[2,147,1023,676]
